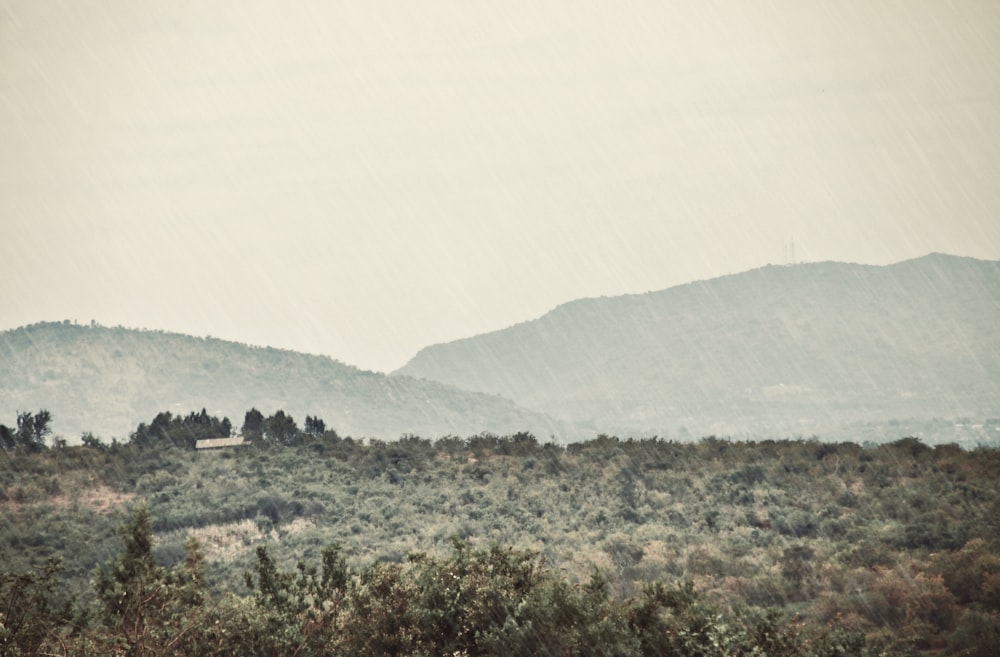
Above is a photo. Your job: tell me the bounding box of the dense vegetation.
[2,409,1000,655]
[1,505,886,657]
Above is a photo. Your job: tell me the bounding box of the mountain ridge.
[395,253,1000,437]
[0,322,566,441]
[4,253,997,442]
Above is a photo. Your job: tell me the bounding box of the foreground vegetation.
[5,505,887,657]
[2,409,999,655]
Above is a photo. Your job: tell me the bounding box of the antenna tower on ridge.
[782,237,797,265]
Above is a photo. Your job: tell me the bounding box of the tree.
[0,423,14,451]
[92,505,213,657]
[0,410,52,452]
[304,415,326,437]
[264,410,299,446]
[130,412,173,449]
[25,410,52,449]
[0,559,74,656]
[242,543,349,655]
[241,408,265,443]
[93,505,164,631]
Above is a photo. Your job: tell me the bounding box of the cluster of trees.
[121,408,332,449]
[3,409,1000,655]
[2,505,885,657]
[2,407,319,452]
[131,410,234,450]
[239,408,334,446]
[0,409,52,452]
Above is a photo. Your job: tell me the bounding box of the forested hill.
[396,253,1000,438]
[0,322,564,441]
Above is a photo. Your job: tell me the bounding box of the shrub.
[946,610,1000,657]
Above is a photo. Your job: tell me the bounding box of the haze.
[3,0,999,373]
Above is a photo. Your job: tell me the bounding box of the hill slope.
[396,254,1000,437]
[0,323,564,441]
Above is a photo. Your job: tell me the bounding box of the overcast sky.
[2,0,999,372]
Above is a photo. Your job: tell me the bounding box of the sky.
[2,0,999,373]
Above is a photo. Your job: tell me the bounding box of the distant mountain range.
[0,323,564,441]
[4,254,998,443]
[396,253,1000,438]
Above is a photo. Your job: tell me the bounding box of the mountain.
[0,323,564,441]
[395,254,1000,438]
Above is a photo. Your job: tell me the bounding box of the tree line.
[1,408,334,452]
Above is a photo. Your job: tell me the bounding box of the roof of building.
[194,436,248,450]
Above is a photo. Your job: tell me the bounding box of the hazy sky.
[3,1,999,372]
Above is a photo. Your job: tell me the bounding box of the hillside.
[396,254,1000,437]
[0,322,564,441]
[2,435,999,655]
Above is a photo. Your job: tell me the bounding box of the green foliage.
[0,503,895,656]
[0,410,52,453]
[131,409,232,449]
[3,431,1000,655]
[0,559,73,657]
[242,408,265,442]
[93,505,201,655]
[237,544,348,655]
[263,410,299,446]
[946,609,1000,657]
[304,415,326,437]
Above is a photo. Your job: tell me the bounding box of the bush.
[946,610,1000,657]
